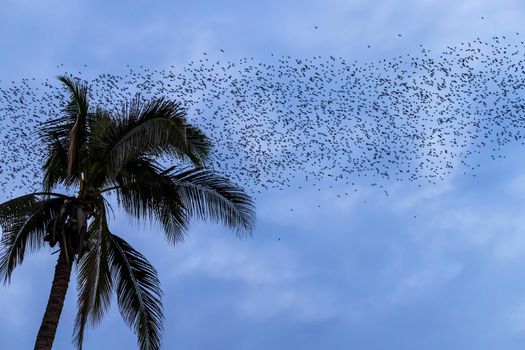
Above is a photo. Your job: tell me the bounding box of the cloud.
[165,233,299,286]
[237,285,338,321]
[0,252,56,334]
[172,232,338,321]
[389,262,463,304]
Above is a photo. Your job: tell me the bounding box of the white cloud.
[389,262,463,304]
[237,286,338,321]
[141,223,340,322]
[165,234,299,286]
[502,299,525,334]
[0,252,56,333]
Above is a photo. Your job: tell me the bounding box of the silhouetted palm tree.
[0,76,255,350]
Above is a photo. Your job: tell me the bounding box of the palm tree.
[0,76,255,350]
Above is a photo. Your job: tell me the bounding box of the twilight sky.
[2,0,525,349]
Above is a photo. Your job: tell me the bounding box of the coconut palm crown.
[0,76,255,350]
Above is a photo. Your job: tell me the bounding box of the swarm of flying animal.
[0,35,524,196]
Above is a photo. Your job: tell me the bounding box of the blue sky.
[2,0,525,349]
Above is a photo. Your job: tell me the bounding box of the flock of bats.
[0,34,524,197]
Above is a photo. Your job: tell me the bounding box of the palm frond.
[94,97,209,178]
[42,135,69,191]
[0,196,64,282]
[0,193,41,226]
[184,123,212,165]
[110,158,189,244]
[67,116,82,178]
[40,75,90,183]
[0,192,68,228]
[39,76,89,140]
[73,198,113,349]
[170,167,256,236]
[58,75,89,118]
[108,233,163,350]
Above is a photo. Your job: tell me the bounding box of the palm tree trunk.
[34,249,73,350]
